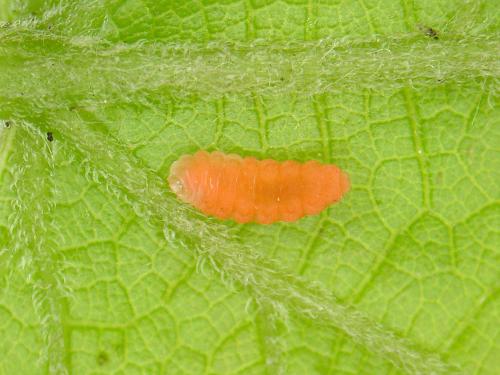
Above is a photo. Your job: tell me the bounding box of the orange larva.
[168,151,350,224]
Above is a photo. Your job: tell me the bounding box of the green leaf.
[0,1,499,374]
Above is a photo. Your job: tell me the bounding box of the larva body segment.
[168,151,350,224]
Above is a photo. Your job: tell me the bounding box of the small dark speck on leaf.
[435,171,443,185]
[97,351,109,366]
[4,121,11,128]
[47,132,54,142]
[419,24,439,40]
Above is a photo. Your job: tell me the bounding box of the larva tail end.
[340,170,350,195]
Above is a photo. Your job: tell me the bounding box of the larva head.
[168,151,212,205]
[168,155,195,203]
